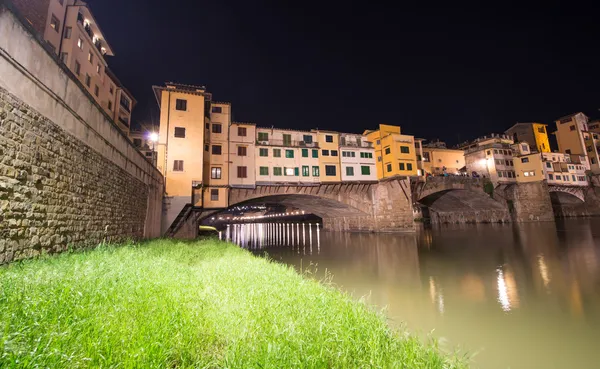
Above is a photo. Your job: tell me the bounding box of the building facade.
[463,134,517,185]
[505,122,551,153]
[254,128,319,184]
[339,133,377,182]
[12,0,135,136]
[230,122,256,188]
[421,141,465,176]
[364,124,418,179]
[203,102,231,209]
[314,130,341,182]
[554,112,600,173]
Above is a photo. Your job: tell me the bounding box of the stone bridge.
[547,184,600,217]
[410,177,511,224]
[227,179,414,232]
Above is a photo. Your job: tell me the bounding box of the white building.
[462,134,517,185]
[541,152,588,186]
[339,133,377,181]
[255,128,320,184]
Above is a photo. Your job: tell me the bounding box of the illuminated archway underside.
[229,194,367,218]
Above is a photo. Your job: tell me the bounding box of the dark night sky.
[89,0,599,145]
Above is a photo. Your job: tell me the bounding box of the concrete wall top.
[0,1,163,188]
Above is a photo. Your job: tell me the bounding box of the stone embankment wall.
[0,3,163,263]
[501,181,554,222]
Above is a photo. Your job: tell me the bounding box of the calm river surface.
[235,219,600,368]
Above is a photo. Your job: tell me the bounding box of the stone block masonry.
[0,88,149,262]
[0,3,163,263]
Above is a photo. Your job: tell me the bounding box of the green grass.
[0,239,466,368]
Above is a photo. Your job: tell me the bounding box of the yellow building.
[554,112,600,173]
[420,141,465,175]
[313,130,341,182]
[153,82,209,233]
[505,123,551,153]
[363,124,418,179]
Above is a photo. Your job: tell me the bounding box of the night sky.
[90,0,600,145]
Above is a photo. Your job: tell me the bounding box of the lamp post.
[148,132,158,166]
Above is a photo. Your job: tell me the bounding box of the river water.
[228,219,600,368]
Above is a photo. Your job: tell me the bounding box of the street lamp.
[148,132,158,166]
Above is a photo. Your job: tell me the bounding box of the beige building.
[421,141,465,175]
[554,112,600,173]
[12,0,135,136]
[153,83,209,232]
[230,122,256,188]
[314,130,341,182]
[202,102,231,209]
[512,142,587,186]
[255,128,320,184]
[505,123,551,153]
[463,134,516,185]
[339,133,377,182]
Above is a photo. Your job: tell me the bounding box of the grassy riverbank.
[0,239,465,368]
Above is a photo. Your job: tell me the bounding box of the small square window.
[346,167,354,176]
[301,149,308,157]
[174,127,186,138]
[258,132,269,141]
[399,163,405,170]
[274,167,282,176]
[259,148,268,157]
[88,51,94,64]
[175,99,187,111]
[96,64,101,74]
[361,166,370,175]
[570,125,576,131]
[64,26,72,39]
[77,37,84,50]
[312,149,318,158]
[400,146,410,154]
[50,14,60,32]
[212,124,222,133]
[237,166,247,178]
[325,135,334,143]
[94,85,99,97]
[302,166,309,176]
[285,150,294,158]
[407,163,413,171]
[212,106,222,113]
[75,61,81,76]
[331,150,338,157]
[322,149,330,156]
[211,167,222,179]
[60,52,68,64]
[386,163,392,172]
[238,146,247,156]
[312,166,320,176]
[173,160,184,171]
[384,147,391,155]
[325,165,336,176]
[211,189,219,201]
[85,74,91,87]
[238,127,247,136]
[212,145,222,155]
[273,149,281,158]
[108,101,112,111]
[259,167,269,176]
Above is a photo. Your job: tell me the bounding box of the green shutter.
[312,166,320,176]
[285,150,294,158]
[361,166,370,175]
[259,166,269,175]
[259,148,268,157]
[273,149,281,157]
[312,149,318,158]
[302,166,309,176]
[346,167,354,176]
[302,148,308,157]
[294,167,299,176]
[258,132,268,141]
[274,167,282,176]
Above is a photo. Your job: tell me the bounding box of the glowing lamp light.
[149,132,159,142]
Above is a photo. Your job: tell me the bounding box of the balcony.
[255,139,318,148]
[339,141,373,148]
[118,115,130,127]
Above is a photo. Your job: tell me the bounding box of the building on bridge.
[254,128,319,184]
[554,112,600,174]
[230,122,257,188]
[363,124,419,179]
[420,140,465,176]
[339,133,377,181]
[463,134,517,185]
[504,122,551,153]
[512,142,587,186]
[11,0,136,136]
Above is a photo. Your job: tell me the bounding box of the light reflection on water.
[233,219,600,369]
